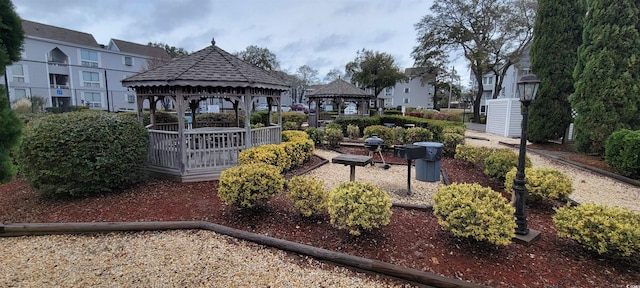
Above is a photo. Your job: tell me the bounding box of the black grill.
[364,136,384,152]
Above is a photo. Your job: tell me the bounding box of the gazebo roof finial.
[211,38,216,46]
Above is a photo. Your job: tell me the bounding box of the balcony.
[47,63,69,74]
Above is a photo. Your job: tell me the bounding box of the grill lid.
[364,136,384,150]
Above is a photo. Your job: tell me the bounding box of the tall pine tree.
[528,0,583,143]
[570,0,640,154]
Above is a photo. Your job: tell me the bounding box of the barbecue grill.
[364,135,389,169]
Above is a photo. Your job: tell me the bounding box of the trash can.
[413,142,443,182]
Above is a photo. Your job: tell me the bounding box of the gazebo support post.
[149,97,156,128]
[136,95,144,125]
[243,95,252,148]
[175,87,186,174]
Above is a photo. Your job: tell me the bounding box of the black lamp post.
[513,74,540,236]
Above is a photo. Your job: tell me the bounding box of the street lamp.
[513,74,540,237]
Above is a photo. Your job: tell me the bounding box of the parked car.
[344,103,357,115]
[255,103,269,111]
[271,105,291,112]
[291,103,310,113]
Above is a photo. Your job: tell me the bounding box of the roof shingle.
[307,78,372,98]
[110,39,171,60]
[22,20,99,47]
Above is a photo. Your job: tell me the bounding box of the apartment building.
[4,20,170,112]
[376,68,436,110]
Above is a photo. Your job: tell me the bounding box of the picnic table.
[331,154,373,182]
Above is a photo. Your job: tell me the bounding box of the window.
[385,87,393,96]
[404,88,410,93]
[14,89,26,100]
[127,93,135,103]
[124,56,133,66]
[82,71,100,87]
[84,92,102,108]
[80,49,98,67]
[482,76,493,85]
[403,98,409,104]
[11,65,24,83]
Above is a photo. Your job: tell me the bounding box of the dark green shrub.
[286,176,328,217]
[119,111,178,126]
[250,111,270,126]
[363,125,395,148]
[403,127,434,144]
[334,117,381,136]
[327,181,392,236]
[605,129,640,178]
[218,163,285,208]
[505,167,573,202]
[553,203,640,257]
[484,148,532,180]
[0,89,22,183]
[195,112,236,127]
[383,109,402,115]
[18,111,148,197]
[305,127,325,146]
[276,112,307,127]
[69,106,90,112]
[433,183,516,246]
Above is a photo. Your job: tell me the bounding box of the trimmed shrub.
[283,121,300,131]
[553,203,640,257]
[325,127,343,148]
[119,111,179,126]
[195,112,237,127]
[282,131,314,167]
[392,126,405,145]
[238,144,291,172]
[346,124,360,139]
[327,181,392,236]
[250,111,270,126]
[305,127,325,146]
[605,129,640,178]
[433,183,516,246]
[363,125,395,148]
[278,111,308,127]
[484,148,532,180]
[383,109,402,115]
[443,132,465,158]
[286,176,328,217]
[454,145,496,167]
[18,111,148,197]
[504,167,573,202]
[404,127,434,144]
[218,163,285,208]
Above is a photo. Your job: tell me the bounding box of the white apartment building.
[4,20,170,112]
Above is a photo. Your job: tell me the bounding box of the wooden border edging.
[0,221,486,288]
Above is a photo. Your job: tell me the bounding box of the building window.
[80,49,99,67]
[82,71,100,87]
[127,93,135,103]
[403,98,409,104]
[11,65,25,83]
[124,56,133,66]
[385,87,393,96]
[404,88,410,93]
[84,92,102,108]
[482,76,493,85]
[14,88,27,101]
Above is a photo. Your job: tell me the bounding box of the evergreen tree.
[528,0,584,143]
[570,0,640,154]
[0,0,24,183]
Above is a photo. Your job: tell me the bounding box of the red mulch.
[1,148,638,288]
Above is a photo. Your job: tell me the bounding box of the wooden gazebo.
[306,78,374,127]
[122,39,289,182]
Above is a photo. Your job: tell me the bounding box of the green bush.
[454,145,496,167]
[383,109,402,115]
[363,125,395,148]
[18,111,148,197]
[277,112,307,127]
[305,127,325,146]
[325,127,343,148]
[286,176,328,217]
[605,129,640,178]
[483,148,531,180]
[69,106,90,112]
[433,183,516,246]
[553,203,640,257]
[327,181,392,236]
[282,121,300,131]
[250,111,270,126]
[403,127,434,144]
[443,133,465,158]
[282,131,314,167]
[119,111,178,126]
[504,167,573,202]
[346,124,360,139]
[238,144,292,172]
[392,126,405,145]
[218,163,285,208]
[195,112,237,127]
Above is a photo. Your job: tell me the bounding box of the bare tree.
[294,65,319,103]
[323,69,344,82]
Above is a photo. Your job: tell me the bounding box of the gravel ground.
[3,129,638,287]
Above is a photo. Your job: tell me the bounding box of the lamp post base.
[512,229,541,247]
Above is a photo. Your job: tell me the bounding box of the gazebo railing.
[184,128,246,169]
[251,126,281,146]
[148,130,180,169]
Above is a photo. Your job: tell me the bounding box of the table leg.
[407,159,412,195]
[349,165,356,181]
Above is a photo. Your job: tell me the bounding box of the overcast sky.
[13,0,470,85]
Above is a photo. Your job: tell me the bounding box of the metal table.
[331,154,373,182]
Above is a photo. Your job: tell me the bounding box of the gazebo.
[306,78,374,127]
[122,39,289,182]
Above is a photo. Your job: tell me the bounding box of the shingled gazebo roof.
[307,78,372,98]
[122,40,288,91]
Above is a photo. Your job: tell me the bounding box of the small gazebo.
[122,39,289,182]
[306,78,374,127]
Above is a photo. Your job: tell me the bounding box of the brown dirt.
[1,149,638,288]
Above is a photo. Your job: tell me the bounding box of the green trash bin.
[414,142,443,182]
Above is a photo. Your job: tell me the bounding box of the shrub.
[195,112,237,127]
[277,111,308,127]
[605,129,640,178]
[442,133,465,158]
[238,144,291,172]
[504,168,573,202]
[327,181,392,236]
[346,124,360,139]
[286,176,328,217]
[119,111,179,126]
[363,125,395,148]
[403,127,434,144]
[305,127,325,146]
[383,109,402,115]
[325,127,343,148]
[282,131,314,167]
[250,111,270,126]
[283,121,300,131]
[553,203,640,257]
[433,183,516,246]
[218,163,285,208]
[18,111,148,197]
[484,148,531,180]
[454,145,496,167]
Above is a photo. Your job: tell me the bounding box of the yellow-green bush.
[404,127,434,144]
[484,148,531,180]
[305,127,325,146]
[282,121,300,131]
[504,167,573,201]
[347,124,360,139]
[218,163,285,208]
[553,203,640,257]
[238,144,291,172]
[433,183,516,246]
[327,181,392,236]
[363,125,395,148]
[442,126,466,158]
[454,145,496,167]
[286,176,328,217]
[325,127,343,148]
[281,138,314,167]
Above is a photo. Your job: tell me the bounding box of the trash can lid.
[413,141,443,147]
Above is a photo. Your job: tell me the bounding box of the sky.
[12,0,470,85]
